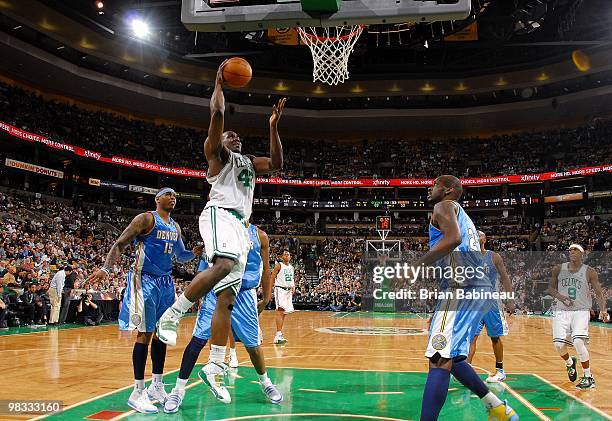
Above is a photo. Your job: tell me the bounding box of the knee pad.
[573,338,589,362]
[490,337,500,344]
[228,304,234,311]
[553,341,568,355]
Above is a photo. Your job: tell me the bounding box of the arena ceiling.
[1,0,612,116]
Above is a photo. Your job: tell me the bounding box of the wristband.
[101,267,111,276]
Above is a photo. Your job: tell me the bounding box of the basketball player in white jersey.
[547,244,609,390]
[157,61,286,395]
[271,249,294,344]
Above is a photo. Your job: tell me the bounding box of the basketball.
[222,57,252,88]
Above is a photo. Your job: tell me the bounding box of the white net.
[297,25,364,86]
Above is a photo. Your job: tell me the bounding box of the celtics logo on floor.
[316,326,427,336]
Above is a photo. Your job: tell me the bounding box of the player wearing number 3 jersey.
[548,244,609,390]
[156,60,286,400]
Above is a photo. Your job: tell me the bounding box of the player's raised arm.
[87,213,154,283]
[204,61,231,174]
[587,267,610,322]
[415,201,462,267]
[257,228,272,314]
[250,98,286,174]
[493,252,515,314]
[547,264,572,307]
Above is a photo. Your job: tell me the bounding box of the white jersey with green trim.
[275,262,295,288]
[556,262,592,311]
[205,151,255,220]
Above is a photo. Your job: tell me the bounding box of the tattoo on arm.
[103,213,152,269]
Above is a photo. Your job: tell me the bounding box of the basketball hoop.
[297,25,364,86]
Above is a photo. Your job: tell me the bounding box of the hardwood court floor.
[1,312,610,420]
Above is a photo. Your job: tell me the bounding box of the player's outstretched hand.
[599,310,611,323]
[87,268,108,283]
[269,97,287,126]
[192,245,203,257]
[216,59,229,87]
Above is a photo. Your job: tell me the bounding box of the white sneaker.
[198,362,231,404]
[156,307,182,346]
[486,369,507,383]
[146,381,168,404]
[273,334,287,344]
[229,352,239,368]
[127,389,158,414]
[261,382,283,404]
[164,387,185,414]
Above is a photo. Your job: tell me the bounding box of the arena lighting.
[96,1,104,9]
[131,19,150,39]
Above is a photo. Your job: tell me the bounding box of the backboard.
[181,0,472,33]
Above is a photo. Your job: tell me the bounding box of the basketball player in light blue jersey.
[163,223,282,413]
[467,230,515,383]
[88,188,201,414]
[414,176,517,421]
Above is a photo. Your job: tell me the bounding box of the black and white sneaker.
[566,356,577,382]
[576,376,595,390]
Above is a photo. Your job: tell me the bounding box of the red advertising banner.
[2,121,611,187]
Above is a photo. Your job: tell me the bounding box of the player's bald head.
[428,175,463,203]
[437,175,463,193]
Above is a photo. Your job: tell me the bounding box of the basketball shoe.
[156,307,182,346]
[576,376,595,390]
[486,369,506,383]
[146,381,168,405]
[487,400,519,421]
[566,356,578,382]
[164,387,185,414]
[127,388,158,414]
[261,382,283,404]
[199,362,231,403]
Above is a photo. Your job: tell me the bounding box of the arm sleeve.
[174,237,195,263]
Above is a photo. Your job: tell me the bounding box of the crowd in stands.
[1,186,611,325]
[2,81,612,181]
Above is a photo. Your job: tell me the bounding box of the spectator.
[49,266,71,325]
[58,266,75,325]
[20,283,44,327]
[76,293,102,326]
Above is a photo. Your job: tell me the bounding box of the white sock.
[583,367,592,378]
[209,344,226,364]
[173,293,195,314]
[481,392,503,409]
[565,357,574,366]
[258,372,272,386]
[176,378,188,390]
[276,331,282,337]
[152,373,163,384]
[134,379,145,391]
[229,347,237,358]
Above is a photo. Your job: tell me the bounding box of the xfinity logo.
[373,179,391,186]
[521,174,541,181]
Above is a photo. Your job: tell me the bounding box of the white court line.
[365,391,404,395]
[215,413,408,421]
[299,388,337,393]
[499,382,550,421]
[531,373,612,420]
